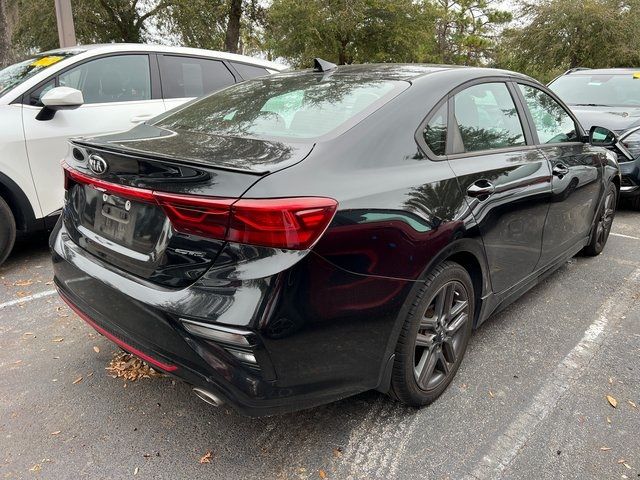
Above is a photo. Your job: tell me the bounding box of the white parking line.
[464,267,640,480]
[0,290,57,310]
[611,232,640,241]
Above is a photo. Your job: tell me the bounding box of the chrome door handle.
[552,163,569,178]
[467,180,495,199]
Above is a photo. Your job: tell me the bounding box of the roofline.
[38,43,287,71]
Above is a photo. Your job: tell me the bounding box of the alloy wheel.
[413,280,470,391]
[596,189,616,247]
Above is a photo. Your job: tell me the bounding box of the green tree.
[266,0,437,67]
[431,0,512,65]
[9,0,172,55]
[495,0,640,82]
[160,0,266,54]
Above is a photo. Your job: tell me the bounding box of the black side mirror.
[589,126,617,147]
[588,125,635,160]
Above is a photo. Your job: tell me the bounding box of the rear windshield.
[550,73,640,107]
[156,74,403,140]
[0,52,80,98]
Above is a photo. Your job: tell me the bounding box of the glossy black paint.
[52,65,620,416]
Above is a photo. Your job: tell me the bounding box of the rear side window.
[58,55,151,104]
[157,75,402,140]
[518,84,578,144]
[159,56,235,99]
[453,82,525,153]
[423,103,447,156]
[232,62,269,80]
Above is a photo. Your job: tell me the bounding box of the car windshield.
[549,73,640,107]
[156,74,403,140]
[0,52,79,98]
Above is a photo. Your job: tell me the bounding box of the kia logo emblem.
[88,154,108,175]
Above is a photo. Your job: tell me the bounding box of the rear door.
[22,54,165,216]
[445,80,552,294]
[158,55,237,112]
[515,83,602,266]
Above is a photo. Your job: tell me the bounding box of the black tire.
[582,182,617,257]
[0,196,16,267]
[389,261,474,407]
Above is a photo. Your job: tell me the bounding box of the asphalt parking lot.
[1,210,639,480]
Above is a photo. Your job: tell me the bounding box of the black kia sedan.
[51,62,620,416]
[549,68,640,208]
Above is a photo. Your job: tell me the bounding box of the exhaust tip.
[193,387,224,407]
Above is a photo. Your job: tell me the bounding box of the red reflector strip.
[57,289,179,373]
[64,164,155,202]
[63,162,338,250]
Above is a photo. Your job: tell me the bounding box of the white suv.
[0,43,285,264]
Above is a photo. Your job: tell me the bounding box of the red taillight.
[63,163,337,250]
[64,164,155,202]
[154,191,234,239]
[228,198,337,249]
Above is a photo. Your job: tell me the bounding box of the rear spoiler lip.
[69,139,271,176]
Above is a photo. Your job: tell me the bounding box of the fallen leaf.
[609,377,614,385]
[134,467,139,475]
[332,447,343,458]
[606,416,612,424]
[600,446,611,451]
[199,450,213,464]
[623,463,632,470]
[319,469,327,479]
[50,431,61,435]
[93,346,100,353]
[618,459,626,464]
[607,395,618,408]
[23,332,35,336]
[488,390,495,398]
[628,400,637,409]
[52,337,64,343]
[106,352,162,382]
[72,376,83,384]
[14,279,34,286]
[29,464,41,472]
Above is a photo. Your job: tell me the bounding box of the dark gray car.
[549,68,640,208]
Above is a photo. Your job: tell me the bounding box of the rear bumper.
[51,221,410,416]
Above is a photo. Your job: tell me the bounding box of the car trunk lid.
[63,133,315,288]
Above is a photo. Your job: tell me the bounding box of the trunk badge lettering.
[88,154,108,175]
[174,248,206,258]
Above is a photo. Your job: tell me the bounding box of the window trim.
[156,53,238,101]
[19,52,160,107]
[414,96,449,159]
[513,79,587,147]
[415,76,539,161]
